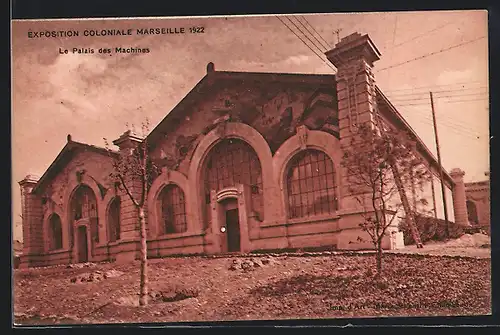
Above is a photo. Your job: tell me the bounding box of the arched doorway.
[466,200,479,225]
[203,138,262,253]
[70,184,98,263]
[221,198,240,252]
[77,226,89,262]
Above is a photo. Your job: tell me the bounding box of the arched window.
[286,149,338,219]
[49,214,63,250]
[467,200,479,225]
[70,185,99,244]
[204,139,263,223]
[71,185,98,221]
[108,197,121,242]
[160,184,187,234]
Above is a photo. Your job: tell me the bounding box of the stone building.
[464,172,490,231]
[18,32,469,268]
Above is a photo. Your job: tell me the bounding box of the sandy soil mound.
[446,233,490,248]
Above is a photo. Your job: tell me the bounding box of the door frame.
[209,184,251,253]
[223,202,241,252]
[73,221,92,263]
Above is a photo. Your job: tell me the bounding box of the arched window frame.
[48,213,63,251]
[71,185,98,222]
[203,138,264,223]
[107,197,121,243]
[158,183,188,235]
[466,199,479,225]
[285,149,338,220]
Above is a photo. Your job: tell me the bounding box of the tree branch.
[118,173,139,207]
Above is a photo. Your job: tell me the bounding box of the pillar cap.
[449,168,465,180]
[112,130,143,149]
[325,32,381,68]
[19,174,40,186]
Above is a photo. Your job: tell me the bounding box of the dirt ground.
[13,241,491,326]
[389,233,491,258]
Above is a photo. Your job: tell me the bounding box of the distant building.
[465,172,490,232]
[18,32,470,268]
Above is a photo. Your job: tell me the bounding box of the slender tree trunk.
[376,241,383,278]
[138,206,148,306]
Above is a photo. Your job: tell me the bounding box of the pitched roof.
[31,68,455,195]
[145,66,454,187]
[31,138,119,194]
[375,87,454,187]
[146,69,336,145]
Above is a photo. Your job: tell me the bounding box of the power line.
[394,97,488,106]
[299,15,332,49]
[375,36,487,73]
[401,106,486,138]
[403,104,484,137]
[381,80,487,93]
[388,91,488,102]
[393,21,457,48]
[385,87,488,98]
[402,103,487,134]
[285,16,329,55]
[275,16,337,73]
[294,16,330,51]
[401,107,486,140]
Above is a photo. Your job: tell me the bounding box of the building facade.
[18,32,468,268]
[465,172,490,232]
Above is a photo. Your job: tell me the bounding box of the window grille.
[161,184,187,234]
[71,186,98,221]
[204,139,263,220]
[108,197,121,242]
[49,214,63,250]
[286,150,338,219]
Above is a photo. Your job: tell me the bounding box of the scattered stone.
[241,260,254,271]
[69,269,124,284]
[115,296,140,307]
[252,259,262,267]
[104,270,124,278]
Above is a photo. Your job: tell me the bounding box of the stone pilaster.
[19,175,43,267]
[325,32,382,213]
[112,131,145,261]
[450,168,469,226]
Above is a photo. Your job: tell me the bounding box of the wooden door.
[77,226,88,263]
[225,208,240,252]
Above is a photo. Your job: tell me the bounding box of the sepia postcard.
[11,10,491,326]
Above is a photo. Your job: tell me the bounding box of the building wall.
[20,100,459,267]
[20,31,464,266]
[430,173,455,222]
[21,149,119,267]
[465,181,490,229]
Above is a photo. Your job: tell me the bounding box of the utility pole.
[333,28,342,43]
[430,91,450,237]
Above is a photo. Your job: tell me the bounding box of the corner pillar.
[450,168,468,226]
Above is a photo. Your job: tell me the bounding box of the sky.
[11,10,489,241]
